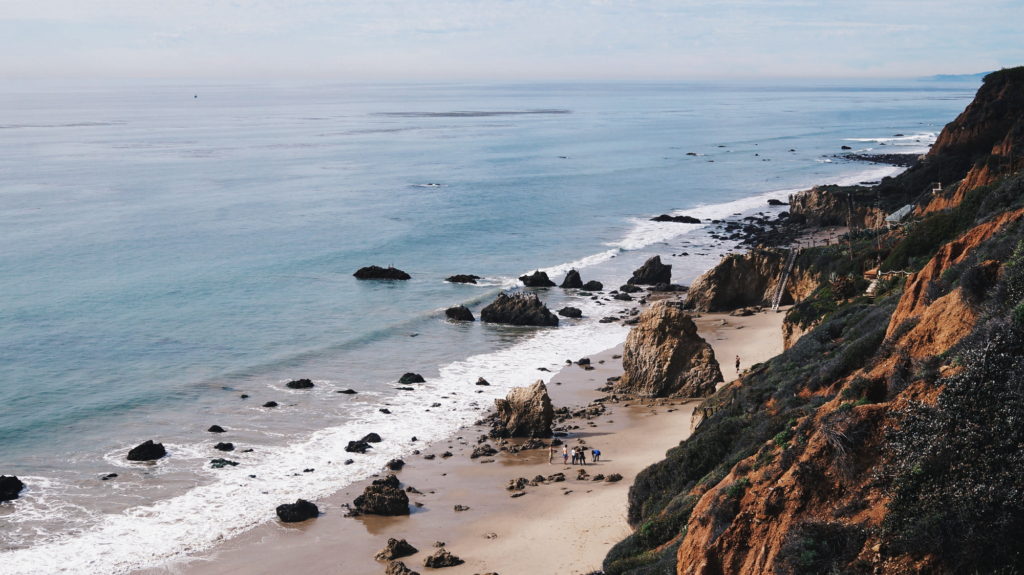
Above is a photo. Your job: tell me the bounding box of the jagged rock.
[385,561,420,575]
[651,214,701,223]
[558,306,583,318]
[353,476,410,516]
[376,538,418,561]
[684,248,820,312]
[346,440,372,454]
[581,280,604,291]
[127,440,166,461]
[399,373,425,384]
[475,377,490,386]
[480,293,559,327]
[354,266,411,280]
[616,301,722,397]
[627,256,672,285]
[210,458,239,469]
[214,442,235,452]
[423,549,464,568]
[286,378,314,389]
[507,477,529,490]
[560,269,584,288]
[276,499,319,522]
[547,472,566,482]
[0,475,25,501]
[493,380,554,437]
[471,444,498,459]
[519,270,556,287]
[208,425,226,433]
[445,305,475,321]
[445,274,481,284]
[606,473,623,482]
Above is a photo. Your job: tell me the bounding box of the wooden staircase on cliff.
[770,248,799,311]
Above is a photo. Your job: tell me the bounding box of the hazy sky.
[1,0,1021,81]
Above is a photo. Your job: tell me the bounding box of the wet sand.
[146,309,785,575]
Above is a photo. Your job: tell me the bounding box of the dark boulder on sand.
[493,380,555,438]
[445,274,481,284]
[276,498,319,522]
[127,440,166,461]
[399,373,425,384]
[354,475,410,516]
[0,475,25,501]
[445,305,475,322]
[423,549,464,568]
[480,293,559,327]
[376,538,419,561]
[354,266,411,280]
[518,270,556,287]
[558,306,583,318]
[627,255,672,285]
[386,561,420,575]
[560,269,584,289]
[581,280,604,291]
[286,378,314,389]
[651,214,701,224]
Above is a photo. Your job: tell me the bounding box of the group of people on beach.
[549,444,600,465]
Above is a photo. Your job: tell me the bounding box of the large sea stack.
[480,292,559,326]
[616,301,722,397]
[493,380,555,437]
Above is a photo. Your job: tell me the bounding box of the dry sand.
[147,308,785,575]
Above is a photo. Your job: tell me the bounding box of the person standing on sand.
[549,444,556,464]
[735,355,741,374]
[562,445,569,465]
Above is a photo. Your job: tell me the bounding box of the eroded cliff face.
[685,248,823,313]
[616,301,722,398]
[789,186,886,228]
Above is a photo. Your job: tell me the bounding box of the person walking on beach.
[562,445,569,465]
[549,444,556,464]
[735,355,741,374]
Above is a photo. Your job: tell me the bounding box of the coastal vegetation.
[604,66,1024,574]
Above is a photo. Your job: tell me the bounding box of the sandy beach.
[147,306,784,575]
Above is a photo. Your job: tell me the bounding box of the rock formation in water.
[480,292,559,326]
[627,255,672,285]
[127,440,166,461]
[445,305,475,321]
[276,499,319,522]
[519,270,556,287]
[353,266,411,280]
[560,269,584,288]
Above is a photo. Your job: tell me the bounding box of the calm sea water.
[0,80,975,572]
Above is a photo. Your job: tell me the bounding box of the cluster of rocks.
[651,214,701,223]
[480,293,559,327]
[352,474,410,516]
[354,266,412,280]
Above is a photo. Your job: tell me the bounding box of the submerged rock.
[480,293,559,327]
[558,306,583,318]
[0,475,25,501]
[627,255,672,285]
[445,274,481,284]
[354,266,411,280]
[616,301,722,397]
[493,380,555,437]
[210,458,239,469]
[207,425,226,433]
[276,499,319,522]
[346,440,372,454]
[376,538,419,561]
[651,214,701,223]
[445,305,475,322]
[127,440,166,461]
[285,378,314,389]
[518,270,556,287]
[214,442,235,452]
[560,269,584,289]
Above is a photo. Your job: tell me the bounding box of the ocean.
[0,79,976,573]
